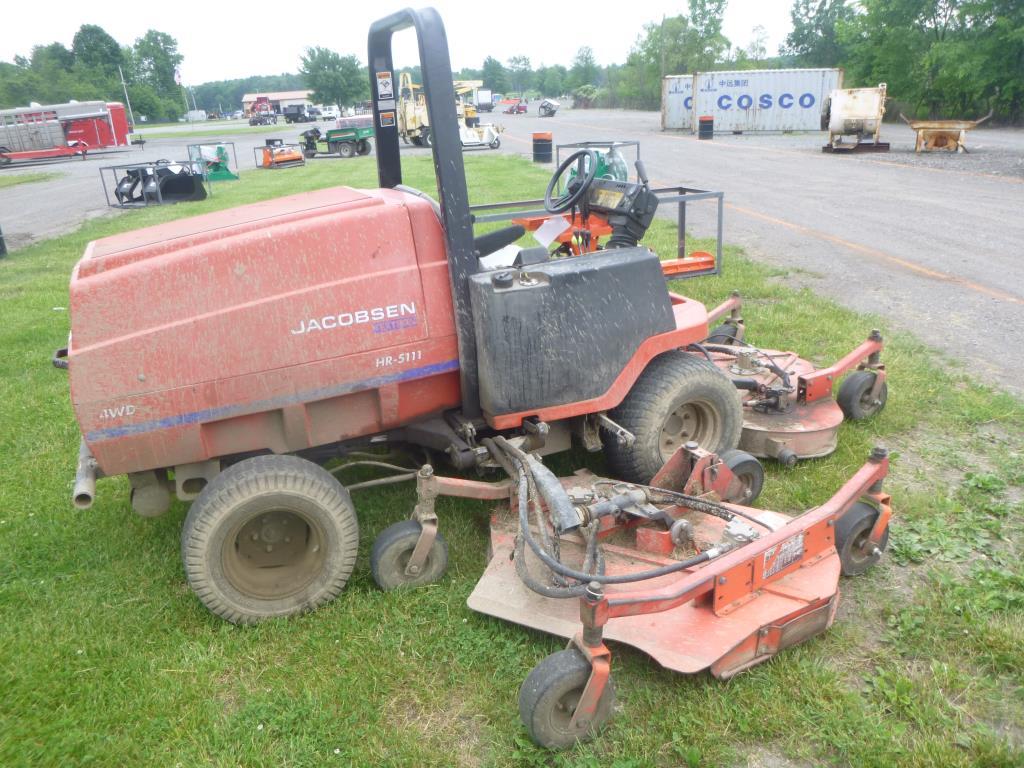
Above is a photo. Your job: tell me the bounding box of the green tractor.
[300,125,374,159]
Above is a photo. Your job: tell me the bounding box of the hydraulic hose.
[495,438,719,586]
[703,343,793,390]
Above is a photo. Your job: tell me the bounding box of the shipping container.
[661,75,694,131]
[662,69,843,133]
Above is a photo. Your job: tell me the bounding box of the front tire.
[604,351,743,484]
[519,650,615,749]
[181,455,359,624]
[338,142,356,158]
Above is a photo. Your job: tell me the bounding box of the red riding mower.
[59,7,892,749]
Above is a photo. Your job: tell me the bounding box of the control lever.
[635,159,650,187]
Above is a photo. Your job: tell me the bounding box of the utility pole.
[660,14,667,78]
[118,65,136,127]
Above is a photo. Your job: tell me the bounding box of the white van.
[318,105,341,121]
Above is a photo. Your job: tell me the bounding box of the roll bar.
[368,7,480,416]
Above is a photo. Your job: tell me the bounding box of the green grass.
[0,171,63,189]
[1,155,1022,766]
[138,123,294,140]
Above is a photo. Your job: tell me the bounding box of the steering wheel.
[544,149,599,214]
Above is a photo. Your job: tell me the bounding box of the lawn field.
[0,155,1021,767]
[0,171,64,190]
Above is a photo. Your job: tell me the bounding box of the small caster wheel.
[837,371,887,420]
[370,520,448,590]
[518,649,615,749]
[835,501,889,576]
[776,448,799,468]
[719,449,764,505]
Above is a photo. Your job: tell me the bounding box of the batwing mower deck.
[461,443,893,748]
[379,439,892,749]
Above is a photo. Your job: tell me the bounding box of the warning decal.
[763,532,804,578]
[376,71,394,101]
[379,111,396,128]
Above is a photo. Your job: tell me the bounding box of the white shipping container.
[661,75,694,131]
[661,69,843,133]
[692,69,842,132]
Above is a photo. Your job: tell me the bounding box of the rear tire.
[338,142,356,158]
[604,351,743,483]
[181,454,358,624]
[356,139,372,155]
[422,129,433,147]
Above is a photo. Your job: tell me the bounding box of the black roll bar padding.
[368,7,481,417]
[473,224,525,259]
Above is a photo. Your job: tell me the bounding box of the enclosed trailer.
[0,101,130,164]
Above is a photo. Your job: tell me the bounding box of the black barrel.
[698,115,714,140]
[532,131,552,163]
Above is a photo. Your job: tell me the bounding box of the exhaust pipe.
[73,439,97,509]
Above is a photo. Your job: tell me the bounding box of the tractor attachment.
[704,295,887,465]
[101,160,208,208]
[254,139,306,169]
[462,442,892,748]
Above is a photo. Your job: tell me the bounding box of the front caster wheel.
[837,371,887,420]
[835,501,889,576]
[370,520,448,590]
[719,449,764,504]
[518,650,615,749]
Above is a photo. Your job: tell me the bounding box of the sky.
[3,0,794,85]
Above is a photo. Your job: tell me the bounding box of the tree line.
[2,2,1021,123]
[0,25,186,121]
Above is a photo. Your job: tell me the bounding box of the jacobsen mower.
[59,7,892,748]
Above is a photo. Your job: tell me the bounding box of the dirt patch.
[383,690,484,767]
[214,670,241,715]
[886,427,965,495]
[736,745,816,768]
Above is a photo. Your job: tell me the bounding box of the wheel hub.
[660,401,721,460]
[224,509,326,599]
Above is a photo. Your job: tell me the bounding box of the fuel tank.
[69,186,461,476]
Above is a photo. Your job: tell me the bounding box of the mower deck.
[711,348,846,462]
[470,498,840,677]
